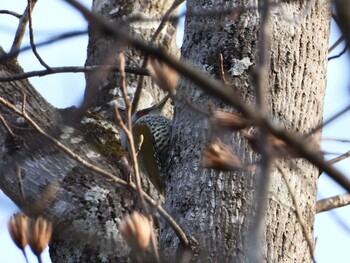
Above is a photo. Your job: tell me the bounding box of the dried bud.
[202,140,244,171]
[149,58,179,96]
[241,130,320,158]
[119,211,151,251]
[8,213,28,250]
[268,135,320,158]
[31,182,60,217]
[242,130,290,156]
[211,110,252,131]
[27,216,52,256]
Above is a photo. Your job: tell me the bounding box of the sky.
[1,1,350,262]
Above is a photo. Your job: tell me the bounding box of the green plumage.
[133,114,171,195]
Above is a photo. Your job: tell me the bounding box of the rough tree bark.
[163,0,330,262]
[0,0,331,262]
[0,0,177,262]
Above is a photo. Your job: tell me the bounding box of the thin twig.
[115,57,162,262]
[0,95,189,247]
[116,53,160,262]
[276,163,316,263]
[323,137,350,144]
[0,113,16,138]
[27,0,51,70]
[328,45,347,61]
[307,104,350,136]
[0,65,148,82]
[317,193,350,213]
[4,30,87,61]
[328,150,350,165]
[328,35,345,54]
[0,10,22,18]
[117,53,148,212]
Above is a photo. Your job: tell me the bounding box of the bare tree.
[2,0,349,262]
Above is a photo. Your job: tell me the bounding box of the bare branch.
[116,53,148,213]
[328,46,347,61]
[0,10,22,18]
[323,137,350,144]
[3,30,87,61]
[317,193,350,213]
[328,150,350,165]
[0,65,148,82]
[308,104,350,136]
[27,0,51,69]
[328,35,345,54]
[0,113,16,138]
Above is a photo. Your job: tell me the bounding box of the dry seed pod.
[8,213,28,250]
[211,110,252,131]
[149,58,179,96]
[241,130,320,158]
[202,139,244,171]
[119,211,151,252]
[27,216,52,257]
[241,130,291,156]
[31,182,60,217]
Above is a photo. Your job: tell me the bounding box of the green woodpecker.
[121,96,171,195]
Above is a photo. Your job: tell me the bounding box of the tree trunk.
[163,1,331,262]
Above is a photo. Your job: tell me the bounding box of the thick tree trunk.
[163,1,331,262]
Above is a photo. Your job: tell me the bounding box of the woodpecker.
[121,95,171,195]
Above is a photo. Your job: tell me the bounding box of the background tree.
[164,1,331,261]
[1,0,350,262]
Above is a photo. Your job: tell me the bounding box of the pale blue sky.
[0,1,349,262]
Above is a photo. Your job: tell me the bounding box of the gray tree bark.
[0,0,177,262]
[162,0,331,262]
[0,0,332,262]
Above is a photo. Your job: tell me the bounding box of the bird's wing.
[132,123,165,194]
